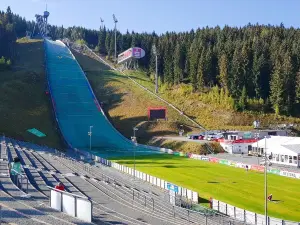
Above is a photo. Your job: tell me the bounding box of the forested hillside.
[2,5,300,117]
[50,25,300,116]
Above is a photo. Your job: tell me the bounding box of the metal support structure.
[113,14,118,63]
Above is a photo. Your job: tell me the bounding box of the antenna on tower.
[100,17,104,29]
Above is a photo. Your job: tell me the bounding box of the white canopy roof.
[251,136,300,156]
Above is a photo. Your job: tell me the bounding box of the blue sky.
[0,0,299,34]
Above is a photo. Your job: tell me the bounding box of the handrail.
[10,169,26,177]
[47,186,90,200]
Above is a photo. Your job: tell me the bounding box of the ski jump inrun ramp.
[44,39,159,155]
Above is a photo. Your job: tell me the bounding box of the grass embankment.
[149,137,224,154]
[113,154,300,221]
[0,39,63,148]
[73,51,208,152]
[123,70,300,131]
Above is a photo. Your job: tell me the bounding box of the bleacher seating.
[0,136,243,225]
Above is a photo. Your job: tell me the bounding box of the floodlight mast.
[100,17,104,29]
[113,14,118,63]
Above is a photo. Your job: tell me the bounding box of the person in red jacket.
[55,182,65,191]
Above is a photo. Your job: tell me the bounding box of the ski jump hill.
[44,39,160,156]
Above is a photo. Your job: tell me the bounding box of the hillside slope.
[72,50,202,146]
[0,39,63,148]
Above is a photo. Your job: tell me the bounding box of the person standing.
[9,157,21,183]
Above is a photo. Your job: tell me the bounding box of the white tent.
[251,136,300,167]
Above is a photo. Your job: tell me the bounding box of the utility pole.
[152,44,158,93]
[113,14,118,63]
[264,136,268,225]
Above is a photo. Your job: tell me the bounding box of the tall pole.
[114,23,117,62]
[256,132,259,164]
[264,136,268,225]
[155,54,158,93]
[113,14,118,63]
[133,127,138,180]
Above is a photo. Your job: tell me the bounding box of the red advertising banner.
[251,165,264,172]
[209,157,220,163]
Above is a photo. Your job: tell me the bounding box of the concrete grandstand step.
[55,155,192,225]
[0,161,93,224]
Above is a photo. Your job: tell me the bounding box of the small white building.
[251,136,300,167]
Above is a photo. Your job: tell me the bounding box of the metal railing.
[10,169,29,194]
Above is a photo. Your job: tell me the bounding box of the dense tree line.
[2,6,300,115]
[62,25,300,116]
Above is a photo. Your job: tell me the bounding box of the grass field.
[0,39,63,148]
[112,154,300,221]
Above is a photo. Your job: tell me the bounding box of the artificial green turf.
[112,154,300,221]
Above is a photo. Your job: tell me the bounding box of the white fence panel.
[187,189,192,200]
[192,192,198,203]
[153,177,157,186]
[160,179,165,189]
[76,198,92,223]
[157,178,161,187]
[227,204,235,217]
[256,214,266,225]
[62,194,75,217]
[245,211,256,225]
[219,201,227,214]
[143,173,146,181]
[212,199,218,210]
[128,168,132,175]
[147,174,150,182]
[50,190,61,211]
[235,207,244,221]
[182,188,187,198]
[269,217,283,225]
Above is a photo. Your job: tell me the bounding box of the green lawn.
[112,154,300,221]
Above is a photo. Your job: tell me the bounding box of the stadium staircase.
[0,137,245,225]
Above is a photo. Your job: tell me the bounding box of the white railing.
[212,199,300,225]
[48,186,92,223]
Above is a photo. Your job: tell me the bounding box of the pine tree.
[188,40,199,90]
[173,42,184,85]
[296,71,300,104]
[270,62,284,115]
[238,86,247,111]
[197,50,205,90]
[218,54,228,91]
[105,32,111,57]
[98,26,106,54]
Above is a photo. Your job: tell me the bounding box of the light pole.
[152,44,158,93]
[113,14,118,63]
[264,136,268,225]
[256,131,260,164]
[100,17,104,30]
[133,127,138,180]
[88,126,93,151]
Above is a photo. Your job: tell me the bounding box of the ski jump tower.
[32,7,50,39]
[117,47,146,70]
